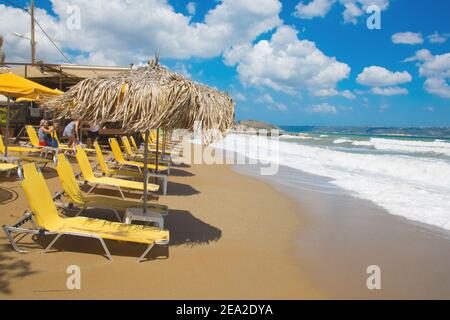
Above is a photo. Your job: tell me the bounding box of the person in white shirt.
[87,122,101,148]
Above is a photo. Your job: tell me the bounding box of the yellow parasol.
[0,73,62,156]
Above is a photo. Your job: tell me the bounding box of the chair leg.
[75,207,85,217]
[117,186,125,199]
[87,184,98,194]
[109,208,121,222]
[138,243,155,263]
[98,238,113,261]
[45,234,63,252]
[2,225,27,253]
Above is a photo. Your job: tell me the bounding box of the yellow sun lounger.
[2,163,169,261]
[94,142,168,195]
[121,136,145,160]
[25,125,56,153]
[0,163,18,172]
[25,126,95,153]
[0,162,18,177]
[109,138,169,174]
[1,135,52,166]
[123,136,171,167]
[129,135,141,153]
[0,135,42,154]
[140,132,174,156]
[75,145,159,199]
[54,153,168,221]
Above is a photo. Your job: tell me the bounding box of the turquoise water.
[280,126,450,142]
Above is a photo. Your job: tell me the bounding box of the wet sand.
[235,164,450,299]
[0,159,323,299]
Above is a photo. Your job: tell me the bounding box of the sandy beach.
[0,157,323,299]
[236,164,450,300]
[2,152,450,300]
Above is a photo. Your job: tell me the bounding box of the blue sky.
[1,0,449,126]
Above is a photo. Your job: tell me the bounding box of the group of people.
[38,119,101,151]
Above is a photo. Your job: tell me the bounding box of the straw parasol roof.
[45,59,235,144]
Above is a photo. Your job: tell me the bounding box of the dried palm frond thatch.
[44,59,235,144]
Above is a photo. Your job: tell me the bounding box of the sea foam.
[215,134,450,231]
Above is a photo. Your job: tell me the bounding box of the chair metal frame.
[2,166,168,262]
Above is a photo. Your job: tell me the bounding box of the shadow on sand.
[13,208,221,262]
[169,168,195,177]
[78,180,200,198]
[0,187,18,205]
[0,244,37,295]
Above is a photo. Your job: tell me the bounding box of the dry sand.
[0,158,324,299]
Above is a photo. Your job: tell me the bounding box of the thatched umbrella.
[45,59,235,213]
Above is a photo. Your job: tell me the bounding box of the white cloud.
[294,0,336,19]
[294,0,390,24]
[224,25,350,95]
[314,88,356,99]
[340,0,390,24]
[392,32,424,45]
[305,102,338,114]
[356,66,412,87]
[341,89,356,99]
[341,1,363,24]
[403,49,433,62]
[174,62,192,78]
[428,32,449,44]
[405,49,450,98]
[0,0,282,64]
[314,88,339,97]
[186,2,196,15]
[424,78,450,99]
[233,92,247,101]
[256,93,287,111]
[371,86,408,96]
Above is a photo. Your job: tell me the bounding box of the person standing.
[63,119,80,149]
[87,122,101,148]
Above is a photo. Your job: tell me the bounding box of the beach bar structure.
[0,62,132,91]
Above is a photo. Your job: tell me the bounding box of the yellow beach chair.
[95,141,146,179]
[121,136,145,160]
[0,162,18,177]
[129,136,141,153]
[54,153,168,221]
[94,142,168,195]
[1,135,42,154]
[25,125,94,153]
[2,163,169,261]
[140,131,174,156]
[0,135,52,167]
[25,125,54,153]
[53,131,95,153]
[124,136,171,167]
[75,145,159,199]
[109,138,169,174]
[0,163,18,172]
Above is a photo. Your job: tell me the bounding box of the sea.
[212,127,450,232]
